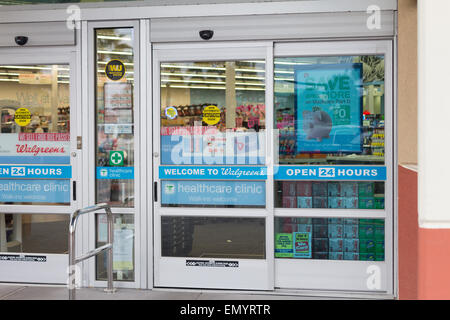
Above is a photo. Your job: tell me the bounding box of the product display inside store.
[0,64,71,206]
[275,217,385,261]
[0,65,70,135]
[160,60,267,166]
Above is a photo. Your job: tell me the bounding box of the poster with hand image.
[295,63,363,153]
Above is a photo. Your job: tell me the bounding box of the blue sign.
[0,179,70,203]
[159,166,267,180]
[274,166,386,181]
[161,180,266,207]
[0,156,70,164]
[0,165,71,179]
[295,63,363,153]
[96,167,134,180]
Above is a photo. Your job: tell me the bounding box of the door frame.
[271,39,395,297]
[150,40,275,290]
[84,20,144,289]
[0,46,81,284]
[148,38,396,297]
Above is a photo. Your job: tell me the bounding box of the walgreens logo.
[16,144,66,156]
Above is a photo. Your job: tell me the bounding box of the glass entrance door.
[152,43,274,290]
[272,40,394,295]
[0,50,79,284]
[151,40,394,295]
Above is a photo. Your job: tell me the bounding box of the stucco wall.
[398,0,418,165]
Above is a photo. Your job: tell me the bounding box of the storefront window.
[160,60,266,165]
[96,213,135,282]
[273,55,386,208]
[0,64,71,205]
[161,216,265,259]
[95,28,135,208]
[275,56,385,165]
[0,214,69,254]
[275,217,385,261]
[159,60,267,208]
[275,181,385,209]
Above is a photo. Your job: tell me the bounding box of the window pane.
[95,214,135,282]
[162,217,265,259]
[275,217,385,261]
[161,180,266,208]
[275,181,385,209]
[0,64,71,205]
[160,60,266,165]
[0,214,69,254]
[95,28,135,208]
[275,56,385,165]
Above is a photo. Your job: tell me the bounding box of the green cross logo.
[109,151,124,166]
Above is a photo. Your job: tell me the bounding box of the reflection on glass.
[160,61,266,165]
[96,213,135,282]
[0,214,69,254]
[275,181,385,209]
[95,28,135,207]
[275,217,385,261]
[275,56,385,165]
[161,180,266,208]
[0,64,71,205]
[162,217,265,259]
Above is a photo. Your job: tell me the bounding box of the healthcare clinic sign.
[0,133,70,164]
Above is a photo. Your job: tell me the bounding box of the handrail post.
[104,206,115,294]
[68,203,116,300]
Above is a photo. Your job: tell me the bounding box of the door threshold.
[151,286,395,300]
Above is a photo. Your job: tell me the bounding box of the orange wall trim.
[418,228,450,300]
[400,165,450,299]
[398,165,419,299]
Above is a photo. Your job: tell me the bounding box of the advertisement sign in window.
[295,63,363,153]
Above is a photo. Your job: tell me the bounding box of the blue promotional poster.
[161,180,266,207]
[295,63,363,153]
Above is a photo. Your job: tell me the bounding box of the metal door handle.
[73,181,77,201]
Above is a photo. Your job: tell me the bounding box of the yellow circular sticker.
[202,105,221,125]
[14,108,31,127]
[105,59,126,81]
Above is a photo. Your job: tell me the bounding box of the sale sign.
[293,232,312,258]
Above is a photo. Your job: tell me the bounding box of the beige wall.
[398,0,418,165]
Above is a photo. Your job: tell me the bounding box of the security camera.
[199,30,214,41]
[15,36,28,46]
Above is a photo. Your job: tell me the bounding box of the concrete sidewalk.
[0,284,317,300]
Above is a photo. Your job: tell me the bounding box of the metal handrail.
[68,203,116,300]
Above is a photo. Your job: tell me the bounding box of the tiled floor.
[0,284,316,300]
